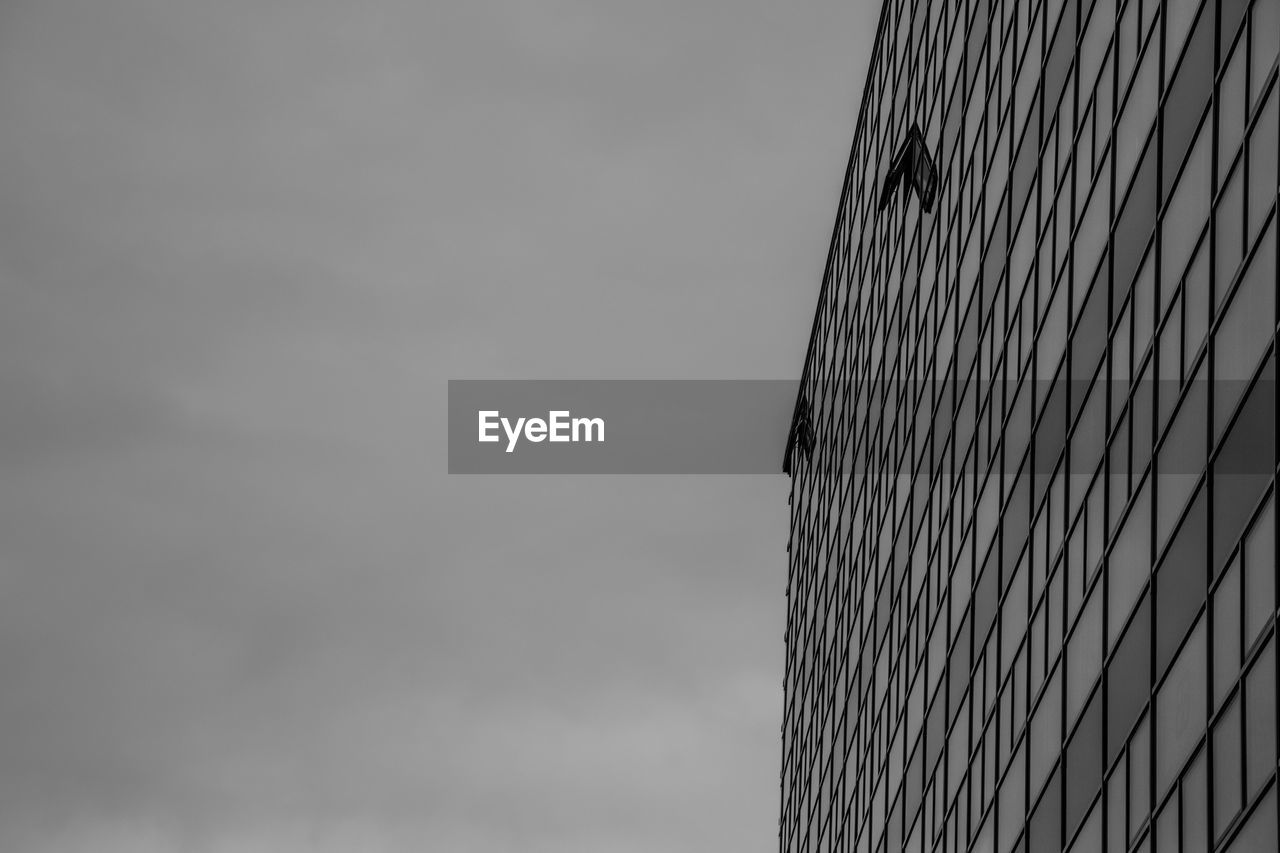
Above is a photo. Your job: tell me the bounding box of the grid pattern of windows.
[780,1,1279,852]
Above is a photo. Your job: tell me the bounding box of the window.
[1251,0,1279,110]
[1213,223,1277,437]
[1244,496,1276,648]
[1213,362,1276,572]
[1217,162,1246,295]
[1162,2,1215,195]
[1163,118,1211,286]
[1155,615,1206,797]
[1215,558,1243,706]
[1030,767,1062,853]
[1215,693,1244,841]
[1245,639,1277,797]
[1068,583,1103,727]
[1130,711,1152,842]
[1221,37,1249,172]
[1247,91,1277,243]
[1108,760,1128,851]
[1066,687,1104,836]
[1109,593,1151,763]
[1156,380,1207,545]
[1109,484,1152,642]
[1183,748,1210,853]
[1224,786,1278,852]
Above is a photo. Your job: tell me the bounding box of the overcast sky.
[0,1,875,851]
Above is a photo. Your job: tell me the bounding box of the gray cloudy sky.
[0,1,874,851]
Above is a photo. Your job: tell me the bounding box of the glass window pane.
[1110,486,1152,643]
[1223,782,1277,852]
[1133,247,1157,362]
[1068,796,1101,853]
[1156,788,1180,853]
[1224,0,1253,56]
[1252,0,1280,110]
[1215,693,1244,841]
[1185,241,1211,368]
[1247,90,1278,243]
[1108,761,1128,852]
[1218,161,1246,293]
[1032,665,1063,797]
[1110,593,1152,763]
[1221,36,1249,172]
[1213,362,1277,572]
[1156,616,1206,797]
[1031,767,1062,853]
[1068,583,1104,727]
[1164,120,1212,286]
[1246,496,1277,647]
[1130,712,1151,842]
[1245,638,1277,797]
[1116,151,1159,314]
[1183,746,1209,853]
[1156,383,1207,546]
[1117,53,1158,207]
[1165,0,1199,65]
[1162,4,1215,196]
[999,741,1026,853]
[1215,224,1277,398]
[1216,556,1244,707]
[1066,687,1103,835]
[1156,489,1208,674]
[1118,0,1138,86]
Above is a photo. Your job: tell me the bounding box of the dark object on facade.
[782,394,815,476]
[876,123,937,212]
[781,1,1279,852]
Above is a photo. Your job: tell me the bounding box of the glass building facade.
[780,1,1279,852]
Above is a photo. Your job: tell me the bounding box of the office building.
[781,1,1279,851]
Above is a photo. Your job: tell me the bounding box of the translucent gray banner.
[448,380,793,474]
[447,379,1276,475]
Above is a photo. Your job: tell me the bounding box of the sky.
[0,1,875,851]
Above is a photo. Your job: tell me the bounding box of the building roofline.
[783,0,895,476]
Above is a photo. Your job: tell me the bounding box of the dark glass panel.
[1215,694,1244,841]
[965,1,990,99]
[1252,0,1280,109]
[1247,93,1277,242]
[1108,593,1151,764]
[1035,372,1070,470]
[1222,38,1249,171]
[1245,497,1277,648]
[1183,748,1209,853]
[1156,380,1207,545]
[1213,361,1277,572]
[974,552,999,646]
[1215,557,1244,705]
[1030,767,1062,853]
[1129,712,1152,842]
[1109,485,1151,643]
[1114,141,1158,306]
[1245,639,1277,797]
[1223,786,1278,852]
[1043,4,1076,115]
[1066,686,1103,834]
[1155,616,1206,797]
[1162,3,1215,196]
[1223,0,1252,57]
[1011,124,1038,227]
[1108,761,1128,852]
[1071,274,1108,383]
